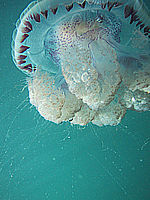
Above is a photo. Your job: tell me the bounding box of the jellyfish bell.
[12,0,150,126]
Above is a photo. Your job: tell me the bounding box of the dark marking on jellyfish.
[65,4,73,12]
[144,26,150,33]
[101,3,106,9]
[140,24,145,30]
[107,2,115,11]
[136,20,142,27]
[23,64,32,72]
[50,7,58,15]
[41,10,48,19]
[78,0,86,8]
[20,34,29,43]
[17,60,26,65]
[130,13,139,24]
[108,2,116,12]
[22,27,32,33]
[33,13,41,22]
[124,5,134,18]
[24,20,32,30]
[29,14,33,20]
[17,55,27,60]
[18,45,30,53]
[33,66,36,72]
[114,2,123,8]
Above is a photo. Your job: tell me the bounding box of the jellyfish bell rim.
[11,0,86,75]
[11,0,150,76]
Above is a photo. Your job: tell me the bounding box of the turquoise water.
[0,0,150,200]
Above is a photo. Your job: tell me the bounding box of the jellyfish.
[11,0,150,126]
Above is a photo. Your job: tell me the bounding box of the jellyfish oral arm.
[12,0,150,126]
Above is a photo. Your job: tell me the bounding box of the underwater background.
[0,0,150,200]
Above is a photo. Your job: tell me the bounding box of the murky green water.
[0,1,150,200]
